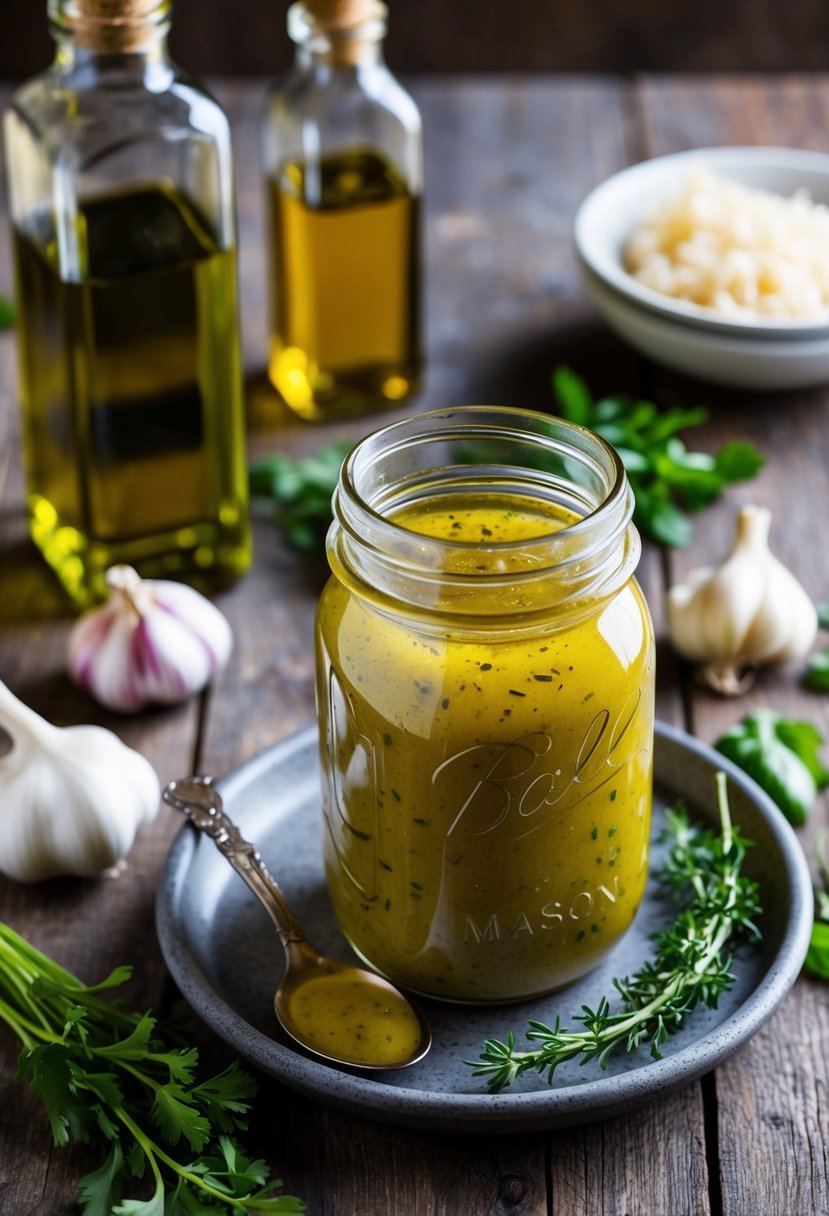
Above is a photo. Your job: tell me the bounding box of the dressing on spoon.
[163,775,431,1070]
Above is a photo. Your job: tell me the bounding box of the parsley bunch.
[469,775,761,1092]
[0,924,304,1215]
[553,367,764,546]
[250,442,352,552]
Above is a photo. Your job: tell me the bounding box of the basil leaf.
[715,710,822,826]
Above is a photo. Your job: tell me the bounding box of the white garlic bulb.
[68,566,233,713]
[0,680,159,881]
[667,504,817,695]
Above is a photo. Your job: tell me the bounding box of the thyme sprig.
[0,924,305,1214]
[469,774,762,1092]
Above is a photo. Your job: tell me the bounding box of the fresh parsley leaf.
[715,710,826,826]
[150,1082,211,1151]
[250,441,352,553]
[78,1143,125,1216]
[551,367,764,546]
[20,1043,77,1146]
[113,1187,165,1216]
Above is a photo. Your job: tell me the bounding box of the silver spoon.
[163,775,431,1071]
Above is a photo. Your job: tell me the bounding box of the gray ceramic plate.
[156,721,812,1134]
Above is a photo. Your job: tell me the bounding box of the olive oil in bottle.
[4,0,251,606]
[262,0,423,421]
[13,185,250,604]
[267,149,420,420]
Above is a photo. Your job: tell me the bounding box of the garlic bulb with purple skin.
[68,566,234,713]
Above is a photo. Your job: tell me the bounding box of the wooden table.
[1,74,828,1216]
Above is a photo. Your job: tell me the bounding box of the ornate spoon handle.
[163,775,306,948]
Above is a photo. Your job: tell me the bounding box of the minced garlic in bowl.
[624,165,829,321]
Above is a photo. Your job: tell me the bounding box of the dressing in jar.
[315,408,655,1003]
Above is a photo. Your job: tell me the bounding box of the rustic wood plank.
[638,74,829,1216]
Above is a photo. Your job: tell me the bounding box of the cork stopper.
[293,0,387,64]
[55,0,170,52]
[304,0,385,29]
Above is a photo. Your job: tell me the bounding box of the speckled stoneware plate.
[155,722,812,1134]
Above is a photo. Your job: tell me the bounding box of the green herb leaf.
[467,774,760,1090]
[551,367,764,546]
[806,650,829,691]
[0,297,15,328]
[714,441,766,483]
[552,366,592,425]
[774,719,829,788]
[250,441,352,553]
[79,1143,125,1216]
[805,922,829,979]
[632,488,695,548]
[817,601,829,631]
[0,923,305,1213]
[715,710,824,825]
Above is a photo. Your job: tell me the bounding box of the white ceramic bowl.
[574,146,829,388]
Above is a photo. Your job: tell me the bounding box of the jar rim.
[329,406,640,625]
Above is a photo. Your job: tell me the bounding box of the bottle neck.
[49,0,172,61]
[288,0,387,69]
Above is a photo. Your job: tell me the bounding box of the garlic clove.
[666,504,817,695]
[0,681,159,882]
[68,565,234,713]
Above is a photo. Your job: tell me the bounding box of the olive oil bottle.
[4,0,251,605]
[263,0,423,421]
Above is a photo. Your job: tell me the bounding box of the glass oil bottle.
[4,0,252,606]
[262,0,423,421]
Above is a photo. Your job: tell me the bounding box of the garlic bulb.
[0,680,159,881]
[667,504,817,695]
[68,566,233,713]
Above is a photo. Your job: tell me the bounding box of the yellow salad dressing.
[285,970,423,1066]
[316,488,655,1003]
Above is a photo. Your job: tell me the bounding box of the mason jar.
[315,407,655,1003]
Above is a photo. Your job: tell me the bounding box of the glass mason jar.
[315,408,656,1004]
[262,0,423,421]
[4,0,251,607]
